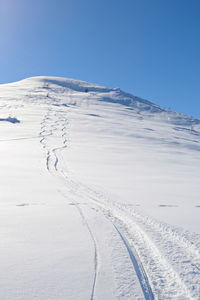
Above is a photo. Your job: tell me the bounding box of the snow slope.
[0,76,200,299]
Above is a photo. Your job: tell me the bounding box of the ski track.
[91,200,193,299]
[32,87,200,299]
[38,94,99,300]
[72,181,200,299]
[59,157,200,298]
[113,224,155,300]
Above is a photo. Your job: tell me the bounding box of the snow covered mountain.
[0,76,200,300]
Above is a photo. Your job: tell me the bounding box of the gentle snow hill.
[0,76,200,300]
[12,76,200,124]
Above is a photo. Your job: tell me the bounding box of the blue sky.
[1,0,200,117]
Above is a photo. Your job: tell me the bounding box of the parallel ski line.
[39,102,99,300]
[76,190,193,299]
[113,224,154,300]
[71,199,98,300]
[116,202,200,259]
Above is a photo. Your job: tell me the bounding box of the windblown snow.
[0,76,200,300]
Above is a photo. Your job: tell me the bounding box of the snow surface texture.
[0,76,200,300]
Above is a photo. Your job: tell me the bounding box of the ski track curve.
[59,165,200,299]
[75,184,200,299]
[92,200,193,299]
[113,224,154,300]
[38,95,99,300]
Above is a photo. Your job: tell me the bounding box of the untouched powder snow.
[0,76,200,299]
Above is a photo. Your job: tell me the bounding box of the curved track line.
[62,179,194,299]
[66,196,98,300]
[39,103,99,300]
[114,224,154,300]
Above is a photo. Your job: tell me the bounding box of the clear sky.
[1,0,200,118]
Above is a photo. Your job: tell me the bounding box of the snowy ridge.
[7,76,200,126]
[0,76,200,299]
